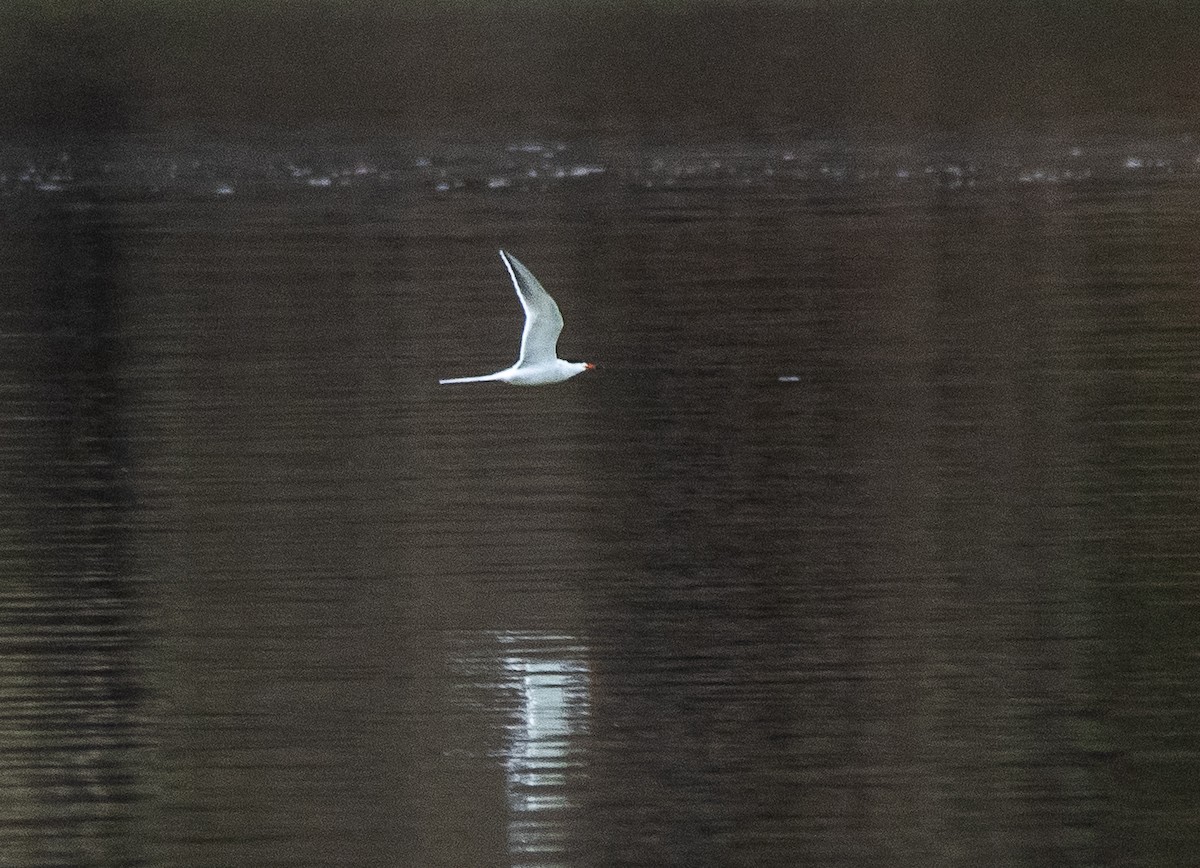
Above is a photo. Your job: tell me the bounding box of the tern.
[439,250,595,386]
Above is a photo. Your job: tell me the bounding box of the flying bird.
[439,250,595,386]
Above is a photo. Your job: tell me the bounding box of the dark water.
[2,131,1199,866]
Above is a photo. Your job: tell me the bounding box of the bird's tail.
[438,374,504,384]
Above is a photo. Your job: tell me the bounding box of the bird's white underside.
[439,250,590,386]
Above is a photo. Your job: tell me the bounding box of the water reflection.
[452,631,590,866]
[3,126,1200,864]
[0,200,147,865]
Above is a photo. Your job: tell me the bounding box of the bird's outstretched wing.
[500,250,564,369]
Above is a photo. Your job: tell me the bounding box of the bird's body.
[439,250,594,386]
[438,359,588,386]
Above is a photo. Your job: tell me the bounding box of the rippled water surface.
[2,131,1199,866]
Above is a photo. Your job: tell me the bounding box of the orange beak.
[585,362,597,370]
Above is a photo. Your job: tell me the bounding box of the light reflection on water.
[452,631,590,866]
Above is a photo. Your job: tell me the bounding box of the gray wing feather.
[500,250,564,368]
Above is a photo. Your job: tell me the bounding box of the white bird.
[439,250,595,386]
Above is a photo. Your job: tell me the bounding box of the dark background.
[3,3,1200,866]
[2,0,1199,139]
